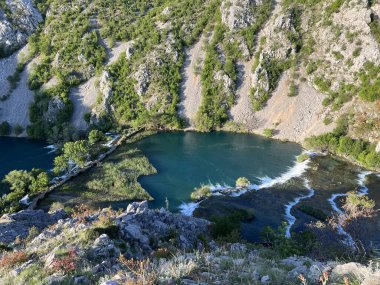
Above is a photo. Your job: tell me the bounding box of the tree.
[30,172,49,194]
[3,170,32,192]
[88,129,106,144]
[54,140,90,174]
[0,121,11,136]
[1,169,50,214]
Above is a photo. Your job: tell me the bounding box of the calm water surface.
[0,137,55,194]
[132,132,303,210]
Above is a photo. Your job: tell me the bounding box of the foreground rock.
[117,201,210,253]
[0,201,379,284]
[0,209,66,243]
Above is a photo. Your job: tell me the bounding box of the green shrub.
[352,47,361,57]
[296,153,309,162]
[263,128,275,138]
[88,129,106,144]
[236,177,251,187]
[305,132,380,170]
[313,76,331,93]
[325,0,345,16]
[190,186,212,200]
[306,61,318,75]
[83,113,91,124]
[260,223,316,258]
[211,210,254,241]
[332,51,344,60]
[357,62,380,102]
[288,82,297,97]
[0,121,11,136]
[298,205,328,221]
[323,117,332,125]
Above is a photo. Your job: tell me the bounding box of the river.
[2,132,379,244]
[0,137,55,195]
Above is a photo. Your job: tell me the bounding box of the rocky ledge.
[0,0,42,56]
[0,209,67,243]
[0,201,379,285]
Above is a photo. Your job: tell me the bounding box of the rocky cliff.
[0,0,379,148]
[0,201,379,285]
[0,0,41,56]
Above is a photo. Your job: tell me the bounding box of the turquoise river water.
[0,137,55,195]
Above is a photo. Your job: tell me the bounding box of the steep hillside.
[0,0,379,158]
[0,0,42,56]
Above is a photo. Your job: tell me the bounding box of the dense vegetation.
[0,169,49,214]
[305,117,380,169]
[28,84,73,141]
[39,134,157,210]
[196,0,272,130]
[195,23,236,131]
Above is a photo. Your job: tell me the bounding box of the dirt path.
[179,33,211,127]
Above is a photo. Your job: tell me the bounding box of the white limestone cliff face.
[0,0,42,56]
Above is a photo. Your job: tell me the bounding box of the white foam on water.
[328,193,346,215]
[44,144,57,154]
[102,134,120,148]
[212,153,312,197]
[179,202,200,216]
[179,152,313,216]
[19,194,30,205]
[251,155,311,191]
[328,193,355,247]
[357,171,372,195]
[327,171,373,248]
[284,179,315,238]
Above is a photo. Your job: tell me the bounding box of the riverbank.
[2,129,379,246]
[184,152,380,244]
[36,130,157,211]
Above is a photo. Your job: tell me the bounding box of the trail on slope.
[179,33,211,127]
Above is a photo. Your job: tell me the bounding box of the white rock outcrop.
[220,0,257,31]
[0,0,42,55]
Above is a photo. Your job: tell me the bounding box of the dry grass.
[0,251,28,268]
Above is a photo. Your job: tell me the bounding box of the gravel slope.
[179,33,211,127]
[0,46,38,135]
